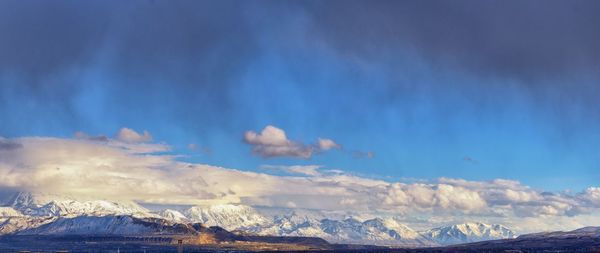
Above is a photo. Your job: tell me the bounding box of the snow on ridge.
[158,209,188,223]
[422,222,516,245]
[16,215,198,236]
[183,204,269,231]
[0,193,516,246]
[7,192,154,218]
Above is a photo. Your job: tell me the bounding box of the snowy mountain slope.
[177,205,430,246]
[184,204,269,231]
[312,218,432,246]
[169,205,514,246]
[0,193,516,246]
[17,215,198,236]
[361,218,432,246]
[247,211,432,246]
[422,222,515,245]
[0,192,163,236]
[8,192,154,218]
[158,209,188,223]
[0,216,56,235]
[375,217,423,240]
[257,211,329,239]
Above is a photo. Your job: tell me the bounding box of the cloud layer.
[1,133,600,233]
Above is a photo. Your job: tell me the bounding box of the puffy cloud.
[115,127,152,143]
[380,183,487,212]
[581,187,600,204]
[243,125,339,159]
[318,138,341,150]
[244,125,288,146]
[437,178,585,218]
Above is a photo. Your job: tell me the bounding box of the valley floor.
[2,235,600,253]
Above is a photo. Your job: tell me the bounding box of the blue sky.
[2,0,600,193]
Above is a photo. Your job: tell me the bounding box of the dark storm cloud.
[0,0,257,81]
[0,0,261,134]
[0,0,109,82]
[2,0,600,138]
[7,1,600,87]
[0,0,258,95]
[293,0,600,134]
[303,0,600,80]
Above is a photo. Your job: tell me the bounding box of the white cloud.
[243,125,340,159]
[115,127,152,143]
[1,134,600,234]
[581,187,600,205]
[244,125,289,146]
[318,138,341,150]
[380,183,487,212]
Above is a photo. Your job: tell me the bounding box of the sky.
[2,0,600,233]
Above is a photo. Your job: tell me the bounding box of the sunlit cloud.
[0,134,600,233]
[243,125,340,159]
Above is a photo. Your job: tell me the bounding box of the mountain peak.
[184,204,268,231]
[423,222,515,245]
[1,196,517,246]
[5,192,152,218]
[158,209,188,223]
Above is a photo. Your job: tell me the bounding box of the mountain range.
[0,192,516,246]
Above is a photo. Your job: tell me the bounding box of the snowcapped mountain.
[191,208,517,246]
[0,216,55,235]
[179,206,433,246]
[7,192,154,218]
[158,209,188,223]
[423,222,516,245]
[0,192,163,236]
[376,217,424,240]
[184,204,269,231]
[17,215,198,236]
[0,193,517,246]
[258,210,325,237]
[308,217,432,246]
[362,218,431,245]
